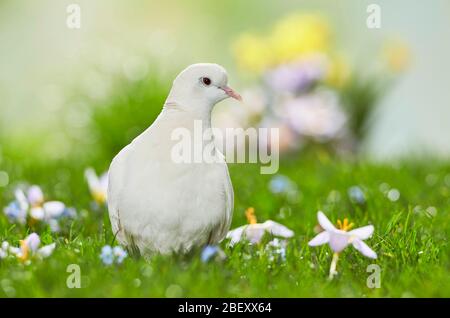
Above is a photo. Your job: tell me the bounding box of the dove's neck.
[162,98,213,128]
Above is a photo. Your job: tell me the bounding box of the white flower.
[3,185,75,231]
[85,168,108,205]
[9,233,56,261]
[227,207,294,245]
[308,211,377,259]
[3,189,29,224]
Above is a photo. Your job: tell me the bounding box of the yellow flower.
[232,33,272,73]
[382,39,411,73]
[269,13,330,65]
[232,13,331,73]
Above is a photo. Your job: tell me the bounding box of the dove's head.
[166,63,241,111]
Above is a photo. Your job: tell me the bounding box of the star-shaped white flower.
[308,211,377,259]
[226,207,294,245]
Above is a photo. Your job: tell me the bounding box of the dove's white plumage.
[107,64,237,256]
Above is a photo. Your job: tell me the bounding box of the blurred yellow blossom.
[232,33,272,73]
[233,13,331,73]
[382,39,411,73]
[270,14,330,65]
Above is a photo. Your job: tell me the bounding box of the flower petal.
[308,231,330,246]
[348,225,374,240]
[27,185,44,206]
[43,201,66,219]
[85,168,100,190]
[113,246,128,263]
[1,241,9,251]
[245,225,266,243]
[352,239,377,259]
[37,243,56,258]
[317,211,336,231]
[30,207,45,220]
[25,233,41,252]
[329,232,350,253]
[263,220,294,238]
[201,245,219,263]
[9,247,21,256]
[226,225,247,245]
[14,189,29,211]
[4,201,27,224]
[100,245,114,265]
[100,173,109,191]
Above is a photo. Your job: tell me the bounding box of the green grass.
[0,150,449,297]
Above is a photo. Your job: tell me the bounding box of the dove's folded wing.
[107,145,131,245]
[209,150,234,244]
[221,164,234,241]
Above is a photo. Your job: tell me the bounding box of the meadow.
[0,81,449,296]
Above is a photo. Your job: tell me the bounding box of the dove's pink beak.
[221,86,242,101]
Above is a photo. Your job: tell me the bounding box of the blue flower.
[4,201,27,224]
[113,246,128,264]
[100,245,114,265]
[269,175,294,194]
[348,186,366,205]
[201,245,220,263]
[100,245,127,265]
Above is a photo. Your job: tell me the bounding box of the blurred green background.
[1,0,450,162]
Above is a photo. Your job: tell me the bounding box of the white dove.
[107,63,241,256]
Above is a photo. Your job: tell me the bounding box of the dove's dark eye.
[201,77,211,86]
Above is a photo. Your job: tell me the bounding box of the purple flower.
[265,57,327,94]
[4,201,27,224]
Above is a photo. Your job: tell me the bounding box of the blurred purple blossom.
[281,91,346,141]
[265,57,327,94]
